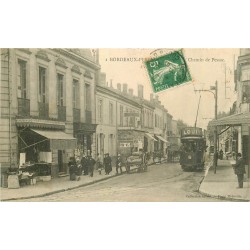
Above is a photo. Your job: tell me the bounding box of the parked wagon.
[126,152,147,173]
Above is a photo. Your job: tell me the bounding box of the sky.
[99,48,239,129]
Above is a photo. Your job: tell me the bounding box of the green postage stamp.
[145,49,192,93]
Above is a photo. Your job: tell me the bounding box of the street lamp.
[194,81,218,173]
[210,82,218,173]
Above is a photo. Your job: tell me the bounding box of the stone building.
[0,49,99,176]
[210,49,250,177]
[149,94,170,156]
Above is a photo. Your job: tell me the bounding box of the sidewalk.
[199,159,250,201]
[0,165,140,202]
[0,157,165,202]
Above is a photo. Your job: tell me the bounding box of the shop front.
[73,123,97,158]
[118,129,145,163]
[18,127,77,178]
[154,134,170,156]
[144,132,157,153]
[210,112,250,178]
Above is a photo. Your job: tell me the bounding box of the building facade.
[210,49,250,177]
[0,48,99,176]
[95,77,174,163]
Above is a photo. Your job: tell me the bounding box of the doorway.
[58,150,63,172]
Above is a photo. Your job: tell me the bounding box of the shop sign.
[120,142,131,147]
[181,127,203,137]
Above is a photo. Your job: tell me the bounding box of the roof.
[209,112,250,127]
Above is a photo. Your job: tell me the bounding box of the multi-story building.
[95,72,176,162]
[149,94,169,155]
[0,49,99,176]
[210,49,250,177]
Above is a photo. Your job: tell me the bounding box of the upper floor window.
[17,59,27,99]
[72,79,80,109]
[97,99,103,123]
[85,83,91,111]
[242,82,250,103]
[109,102,114,125]
[120,105,124,126]
[241,68,250,82]
[57,73,64,106]
[38,66,46,103]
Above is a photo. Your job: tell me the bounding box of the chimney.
[138,84,144,99]
[150,93,154,101]
[110,79,113,88]
[128,88,133,96]
[123,83,128,94]
[117,83,121,91]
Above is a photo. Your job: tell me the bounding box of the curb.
[1,160,168,202]
[198,189,249,202]
[198,160,249,202]
[1,165,143,202]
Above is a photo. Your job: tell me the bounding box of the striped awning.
[156,135,170,145]
[31,129,77,150]
[145,133,157,141]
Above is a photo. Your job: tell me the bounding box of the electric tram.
[179,127,206,171]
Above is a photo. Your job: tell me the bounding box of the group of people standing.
[68,153,119,181]
[68,155,96,181]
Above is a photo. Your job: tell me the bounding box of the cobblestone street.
[18,162,224,202]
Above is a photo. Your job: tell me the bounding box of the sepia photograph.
[1,2,250,250]
[1,48,249,202]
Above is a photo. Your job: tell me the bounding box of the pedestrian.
[96,153,103,174]
[96,153,101,170]
[81,154,88,175]
[219,149,223,160]
[116,154,122,174]
[76,158,82,180]
[68,156,77,181]
[87,155,96,177]
[233,153,246,188]
[104,153,112,175]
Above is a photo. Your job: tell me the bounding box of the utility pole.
[211,81,218,173]
[194,81,218,173]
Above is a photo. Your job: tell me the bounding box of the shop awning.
[209,113,250,127]
[156,135,170,144]
[145,133,157,141]
[31,129,77,150]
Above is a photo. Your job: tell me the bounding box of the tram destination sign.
[181,127,203,137]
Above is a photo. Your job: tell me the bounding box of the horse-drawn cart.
[126,152,147,173]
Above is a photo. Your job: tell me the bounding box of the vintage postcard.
[0,48,249,202]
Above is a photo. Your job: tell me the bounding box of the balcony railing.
[73,108,80,122]
[38,102,49,119]
[57,106,66,121]
[18,98,30,117]
[85,110,92,124]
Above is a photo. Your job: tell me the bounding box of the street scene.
[1,48,250,202]
[12,162,219,202]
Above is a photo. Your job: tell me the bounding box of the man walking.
[88,155,96,177]
[81,154,88,175]
[104,153,112,175]
[116,154,122,174]
[233,153,246,188]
